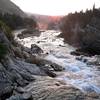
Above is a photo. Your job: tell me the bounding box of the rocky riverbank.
[0,30,65,99]
[59,8,100,55]
[17,29,41,39]
[0,29,100,100]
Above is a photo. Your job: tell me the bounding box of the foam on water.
[16,30,100,94]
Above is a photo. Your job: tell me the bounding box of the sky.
[11,0,100,15]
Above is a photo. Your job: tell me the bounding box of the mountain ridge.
[0,0,25,17]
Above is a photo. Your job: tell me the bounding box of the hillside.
[0,0,25,17]
[59,7,100,55]
[0,1,100,100]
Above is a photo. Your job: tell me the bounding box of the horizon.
[11,0,100,16]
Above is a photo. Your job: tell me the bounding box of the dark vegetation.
[59,6,100,55]
[0,12,37,41]
[0,43,8,60]
[0,13,37,30]
[0,20,13,40]
[0,13,37,60]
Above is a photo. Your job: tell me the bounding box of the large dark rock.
[70,49,92,56]
[17,29,41,39]
[0,55,46,98]
[7,92,33,100]
[0,63,13,99]
[40,65,57,77]
[21,45,32,55]
[30,56,65,71]
[23,76,100,100]
[13,46,24,58]
[31,44,43,54]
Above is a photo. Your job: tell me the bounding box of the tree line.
[59,6,100,54]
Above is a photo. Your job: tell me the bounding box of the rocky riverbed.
[15,30,100,99]
[0,30,100,100]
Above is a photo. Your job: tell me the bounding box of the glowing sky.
[11,0,100,15]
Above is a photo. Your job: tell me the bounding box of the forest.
[59,6,100,55]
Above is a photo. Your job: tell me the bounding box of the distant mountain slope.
[0,0,25,17]
[27,13,62,29]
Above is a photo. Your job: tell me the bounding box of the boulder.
[87,55,100,66]
[40,65,56,77]
[0,63,13,99]
[31,44,43,54]
[70,49,92,56]
[17,29,41,39]
[16,87,26,93]
[14,59,46,76]
[21,45,31,54]
[13,46,23,58]
[50,63,64,71]
[23,76,100,100]
[33,56,65,71]
[17,33,23,39]
[7,92,33,100]
[22,51,30,59]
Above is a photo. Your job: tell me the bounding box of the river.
[15,30,100,94]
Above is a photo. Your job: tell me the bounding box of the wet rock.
[17,29,41,39]
[21,46,31,54]
[13,46,23,58]
[31,44,43,54]
[18,71,35,82]
[29,56,65,77]
[22,92,33,100]
[70,49,90,56]
[37,41,41,43]
[76,56,88,63]
[41,66,57,77]
[50,64,64,71]
[22,51,30,59]
[12,44,31,59]
[45,64,54,71]
[14,59,46,76]
[0,55,46,96]
[16,87,26,93]
[25,57,58,77]
[7,92,33,100]
[49,62,65,71]
[33,56,65,71]
[86,55,100,66]
[24,76,100,100]
[17,34,23,39]
[46,70,56,77]
[0,63,13,99]
[16,79,29,87]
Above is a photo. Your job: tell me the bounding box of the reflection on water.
[17,30,100,94]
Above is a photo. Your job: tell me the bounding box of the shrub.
[0,20,14,40]
[0,43,8,60]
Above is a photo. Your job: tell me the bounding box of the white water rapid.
[15,30,100,94]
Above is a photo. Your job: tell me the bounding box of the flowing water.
[16,30,100,94]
